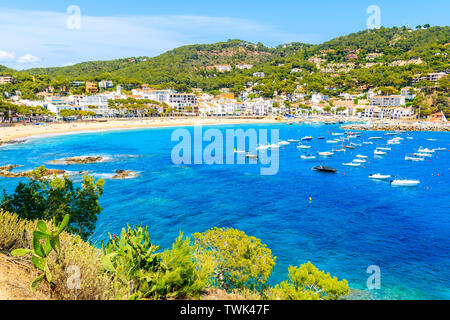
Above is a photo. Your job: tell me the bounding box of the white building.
[401,87,417,100]
[79,95,113,116]
[413,72,447,84]
[99,80,114,89]
[253,72,265,78]
[370,95,406,107]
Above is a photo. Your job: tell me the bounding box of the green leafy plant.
[11,214,70,291]
[194,227,276,292]
[101,226,212,300]
[266,262,350,300]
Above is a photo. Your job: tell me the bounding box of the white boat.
[363,141,374,145]
[327,140,339,144]
[387,140,401,145]
[356,155,368,159]
[353,159,366,163]
[427,139,437,141]
[301,155,316,160]
[268,144,280,149]
[278,141,290,146]
[368,137,382,140]
[405,156,424,162]
[234,149,246,154]
[434,147,446,151]
[391,179,420,187]
[418,147,434,153]
[377,147,392,151]
[369,174,391,180]
[297,145,311,149]
[318,152,334,157]
[350,143,362,147]
[374,150,386,156]
[287,139,300,142]
[332,133,344,136]
[256,145,269,150]
[413,153,432,158]
[301,136,313,141]
[406,137,414,140]
[332,147,346,152]
[343,162,361,167]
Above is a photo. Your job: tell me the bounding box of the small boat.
[377,147,392,151]
[332,133,344,136]
[317,137,325,140]
[278,141,290,146]
[417,147,434,153]
[301,155,316,160]
[368,137,382,140]
[297,145,311,150]
[374,150,386,155]
[413,153,432,158]
[327,140,339,144]
[234,148,246,154]
[302,136,313,141]
[427,139,437,141]
[391,179,420,187]
[356,155,368,159]
[268,144,280,149]
[434,147,447,151]
[256,145,269,150]
[406,137,414,140]
[312,166,337,173]
[369,174,391,180]
[245,154,259,159]
[405,156,424,162]
[350,143,362,147]
[332,147,346,152]
[363,141,374,145]
[318,151,334,157]
[288,139,300,142]
[345,145,355,150]
[353,159,366,163]
[343,162,361,167]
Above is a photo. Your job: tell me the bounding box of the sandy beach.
[0,117,283,142]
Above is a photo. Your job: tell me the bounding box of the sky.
[0,0,448,70]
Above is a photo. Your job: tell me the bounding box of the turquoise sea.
[0,123,449,300]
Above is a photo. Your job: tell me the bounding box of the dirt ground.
[0,253,49,300]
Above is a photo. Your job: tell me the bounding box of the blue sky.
[0,0,448,69]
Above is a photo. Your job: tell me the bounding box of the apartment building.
[0,75,13,84]
[413,72,447,84]
[370,95,406,107]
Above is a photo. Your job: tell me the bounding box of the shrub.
[102,225,212,300]
[0,210,126,300]
[193,227,276,292]
[266,262,350,300]
[1,167,104,241]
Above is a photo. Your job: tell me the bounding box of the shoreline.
[0,117,283,142]
[1,117,449,143]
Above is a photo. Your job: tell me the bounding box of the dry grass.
[0,210,127,300]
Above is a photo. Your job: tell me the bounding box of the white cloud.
[17,53,40,64]
[0,50,16,61]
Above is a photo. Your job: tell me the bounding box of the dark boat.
[317,137,325,140]
[345,145,356,149]
[312,166,338,173]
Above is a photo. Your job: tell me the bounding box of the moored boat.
[312,166,338,173]
[369,173,391,180]
[391,179,420,187]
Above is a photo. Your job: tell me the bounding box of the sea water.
[0,123,449,300]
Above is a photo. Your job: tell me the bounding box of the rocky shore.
[0,165,65,178]
[50,156,105,165]
[112,170,139,179]
[341,122,450,132]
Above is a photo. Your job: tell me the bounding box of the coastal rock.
[112,170,139,179]
[0,168,66,178]
[0,164,23,171]
[0,140,27,147]
[51,156,104,165]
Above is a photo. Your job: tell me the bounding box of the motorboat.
[405,156,424,162]
[317,137,325,140]
[301,155,316,160]
[353,159,366,163]
[387,140,401,145]
[302,136,313,141]
[377,147,392,151]
[345,145,356,150]
[297,145,311,149]
[434,147,447,151]
[391,179,420,187]
[332,147,346,152]
[363,141,374,145]
[413,153,432,158]
[312,166,337,173]
[288,139,300,142]
[318,151,334,157]
[234,149,246,154]
[268,144,280,149]
[368,137,382,140]
[327,140,339,144]
[374,150,386,155]
[417,147,434,153]
[369,174,392,180]
[256,145,269,150]
[343,162,361,167]
[245,154,259,159]
[356,155,368,159]
[278,141,290,146]
[427,139,437,141]
[332,133,344,136]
